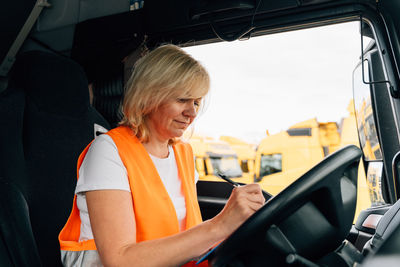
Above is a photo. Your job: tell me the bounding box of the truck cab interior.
[1,0,400,266]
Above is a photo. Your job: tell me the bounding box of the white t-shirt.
[75,134,197,241]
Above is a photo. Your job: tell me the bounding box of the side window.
[203,159,209,175]
[260,154,282,177]
[240,160,249,173]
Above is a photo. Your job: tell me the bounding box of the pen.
[216,172,240,187]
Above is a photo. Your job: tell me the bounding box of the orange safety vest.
[59,126,208,266]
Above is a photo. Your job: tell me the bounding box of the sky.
[183,21,362,144]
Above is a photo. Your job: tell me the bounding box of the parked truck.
[254,101,371,218]
[189,136,253,184]
[254,118,341,194]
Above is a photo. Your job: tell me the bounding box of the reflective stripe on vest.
[59,126,206,266]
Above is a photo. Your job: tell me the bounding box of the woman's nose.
[184,101,197,118]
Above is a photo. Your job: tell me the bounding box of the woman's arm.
[86,183,264,267]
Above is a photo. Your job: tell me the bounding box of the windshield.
[260,154,282,177]
[210,157,243,178]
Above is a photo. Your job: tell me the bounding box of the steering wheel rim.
[210,145,362,267]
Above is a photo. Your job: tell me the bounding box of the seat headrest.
[9,51,90,117]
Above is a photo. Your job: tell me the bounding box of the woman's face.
[147,97,201,142]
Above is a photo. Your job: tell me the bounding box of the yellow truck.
[254,101,371,218]
[254,118,340,195]
[189,136,253,184]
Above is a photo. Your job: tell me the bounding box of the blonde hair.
[120,44,210,143]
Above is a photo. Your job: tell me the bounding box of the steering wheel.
[210,145,362,267]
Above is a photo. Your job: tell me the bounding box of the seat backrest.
[0,51,110,266]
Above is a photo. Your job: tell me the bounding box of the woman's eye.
[177,98,200,107]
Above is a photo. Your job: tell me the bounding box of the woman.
[59,44,265,267]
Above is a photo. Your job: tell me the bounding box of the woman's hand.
[86,184,264,266]
[210,184,265,239]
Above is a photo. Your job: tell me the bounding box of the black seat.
[0,51,110,266]
[359,199,400,266]
[362,199,400,256]
[0,178,41,266]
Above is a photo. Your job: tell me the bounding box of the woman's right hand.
[210,183,265,240]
